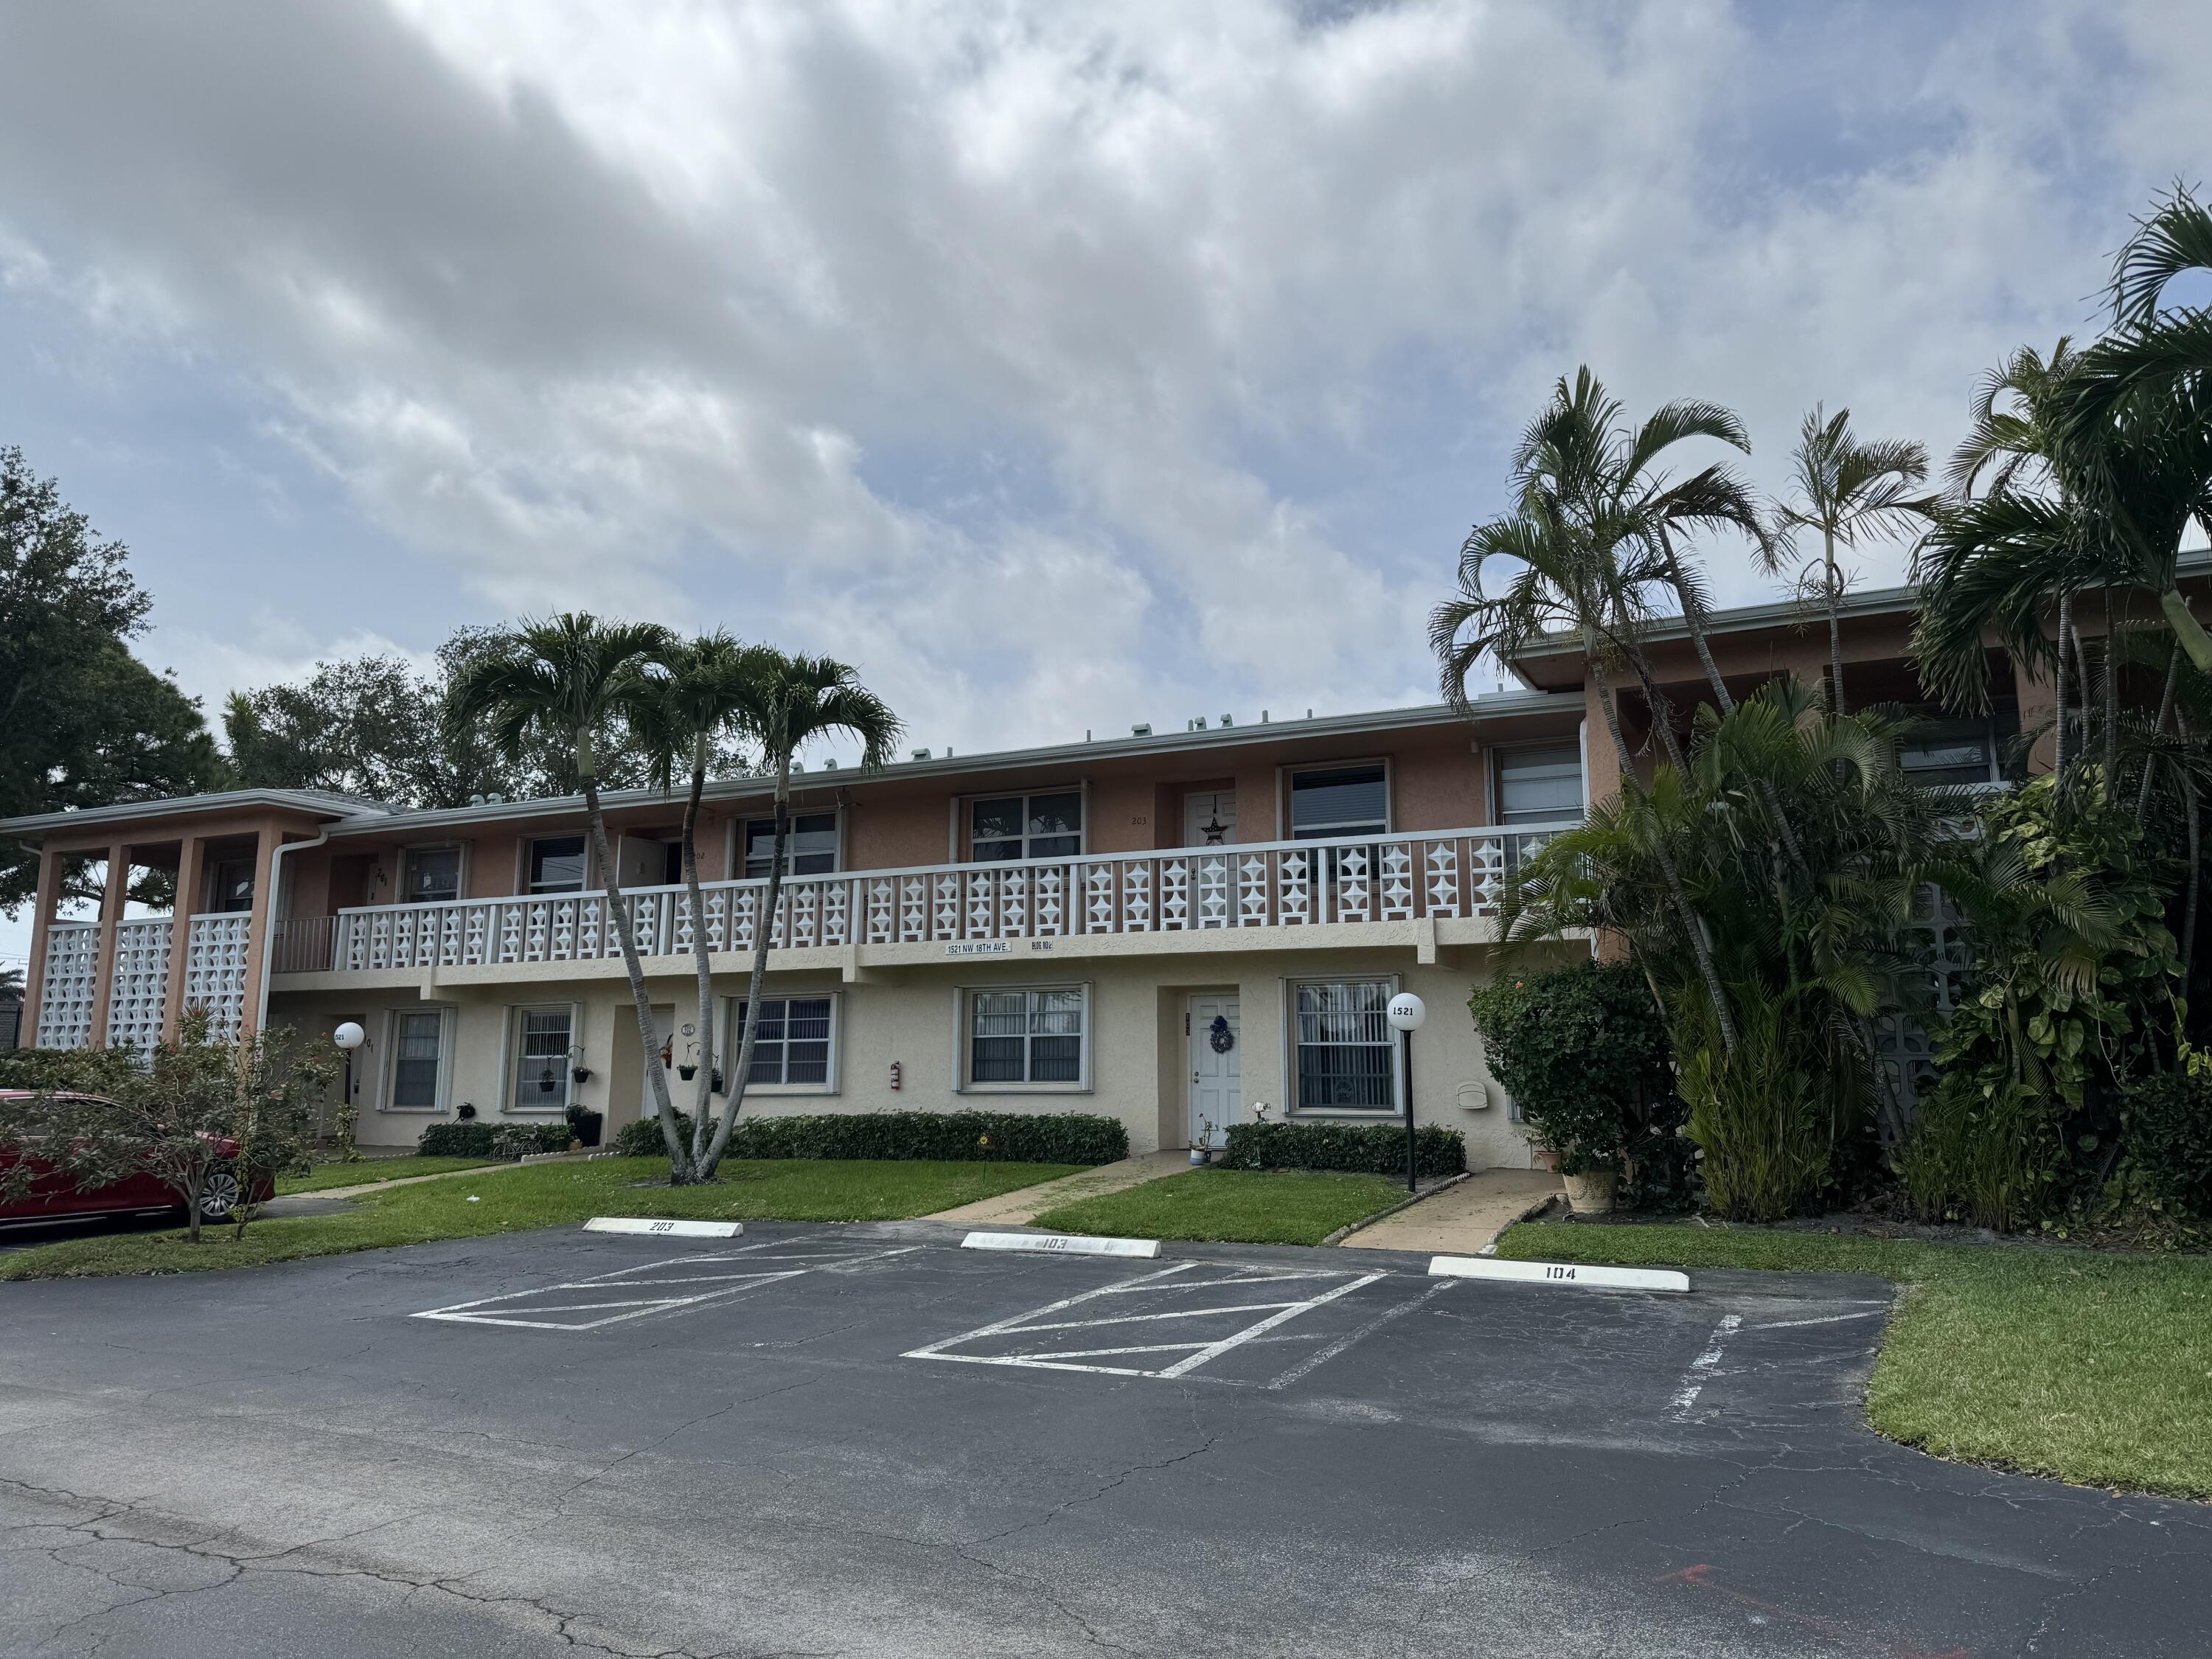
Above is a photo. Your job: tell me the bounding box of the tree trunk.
[584,759,688,1181]
[679,737,717,1166]
[2053,593,2070,785]
[1824,526,1846,716]
[698,753,790,1180]
[1591,651,1738,1058]
[1623,655,1688,774]
[2137,641,2180,820]
[2101,591,2118,785]
[2185,722,2201,998]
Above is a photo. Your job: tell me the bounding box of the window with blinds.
[1495,742,1585,826]
[389,1010,445,1108]
[1289,765,1388,840]
[1291,980,1399,1111]
[510,1006,574,1109]
[728,996,835,1088]
[967,987,1087,1086]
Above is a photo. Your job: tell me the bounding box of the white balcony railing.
[288,824,1580,975]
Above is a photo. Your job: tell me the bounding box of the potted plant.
[1190,1119,1217,1166]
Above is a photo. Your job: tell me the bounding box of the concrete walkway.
[307,1152,593,1202]
[1338,1167,1562,1254]
[925,1148,1191,1224]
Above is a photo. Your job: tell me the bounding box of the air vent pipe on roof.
[1131,723,1152,737]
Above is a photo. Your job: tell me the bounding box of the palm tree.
[1431,494,1742,1056]
[632,632,757,1179]
[1771,406,1933,715]
[1511,369,1773,720]
[2061,185,2212,437]
[694,649,900,1180]
[442,615,689,1174]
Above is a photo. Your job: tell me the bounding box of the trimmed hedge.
[417,1122,501,1157]
[2121,1071,2212,1220]
[419,1120,574,1158]
[613,1113,711,1158]
[1222,1120,1463,1178]
[613,1109,1127,1166]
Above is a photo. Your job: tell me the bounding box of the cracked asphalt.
[1,1221,2207,1658]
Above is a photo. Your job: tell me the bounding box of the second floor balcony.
[269,824,1582,981]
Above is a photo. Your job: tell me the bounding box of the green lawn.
[1497,1220,2212,1500]
[1,1158,1082,1281]
[1033,1167,1406,1247]
[276,1155,501,1194]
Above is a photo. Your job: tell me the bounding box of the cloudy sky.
[2,0,2207,787]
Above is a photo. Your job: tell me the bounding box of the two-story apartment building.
[5,570,2099,1165]
[4,688,1602,1167]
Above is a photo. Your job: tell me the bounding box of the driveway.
[0,1222,2205,1658]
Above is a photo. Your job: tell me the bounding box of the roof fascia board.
[0,790,379,844]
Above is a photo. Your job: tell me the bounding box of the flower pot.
[1189,1147,1211,1166]
[1563,1169,1617,1215]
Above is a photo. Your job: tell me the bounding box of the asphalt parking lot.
[2,1222,2208,1658]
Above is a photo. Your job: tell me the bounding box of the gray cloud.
[0,0,2202,765]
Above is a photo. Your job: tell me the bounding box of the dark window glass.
[392,1012,443,1107]
[511,1008,571,1108]
[1901,717,1997,787]
[971,793,1083,862]
[529,836,587,894]
[1293,981,1397,1110]
[970,988,1085,1085]
[743,814,838,879]
[1290,767,1388,840]
[406,847,462,905]
[209,856,257,913]
[1495,743,1585,827]
[731,996,835,1086]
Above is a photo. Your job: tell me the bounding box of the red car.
[0,1092,274,1228]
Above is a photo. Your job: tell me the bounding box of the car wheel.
[199,1164,242,1220]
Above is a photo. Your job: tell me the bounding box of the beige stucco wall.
[273,942,1579,1170]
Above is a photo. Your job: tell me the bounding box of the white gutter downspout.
[254,827,331,1037]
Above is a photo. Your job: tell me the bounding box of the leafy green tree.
[443,616,687,1172]
[700,650,900,1181]
[0,448,223,911]
[631,632,759,1180]
[2061,185,2212,441]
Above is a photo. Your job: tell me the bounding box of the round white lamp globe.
[333,1021,366,1051]
[1386,992,1427,1033]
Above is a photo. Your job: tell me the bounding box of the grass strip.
[276,1155,503,1194]
[3,1157,1082,1281]
[1496,1220,2212,1500]
[1034,1167,1406,1248]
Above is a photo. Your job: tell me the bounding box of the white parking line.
[413,1242,919,1332]
[1668,1312,1742,1419]
[902,1262,1390,1380]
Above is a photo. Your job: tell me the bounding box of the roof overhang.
[0,790,386,846]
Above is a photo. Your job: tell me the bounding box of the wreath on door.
[1208,1015,1235,1054]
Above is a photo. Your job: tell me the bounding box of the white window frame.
[524,833,590,896]
[379,1005,457,1113]
[401,842,467,905]
[718,992,841,1095]
[1281,974,1405,1117]
[501,1001,582,1113]
[963,787,1088,863]
[1280,758,1394,841]
[954,982,1093,1093]
[1492,739,1587,827]
[739,807,845,881]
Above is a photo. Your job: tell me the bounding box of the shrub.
[2121,1071,2212,1220]
[1678,997,1840,1222]
[1466,960,1679,1185]
[418,1122,501,1158]
[612,1109,1127,1164]
[613,1112,712,1158]
[490,1122,574,1159]
[1220,1120,1463,1178]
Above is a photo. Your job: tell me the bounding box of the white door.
[1184,790,1237,847]
[1188,995,1240,1149]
